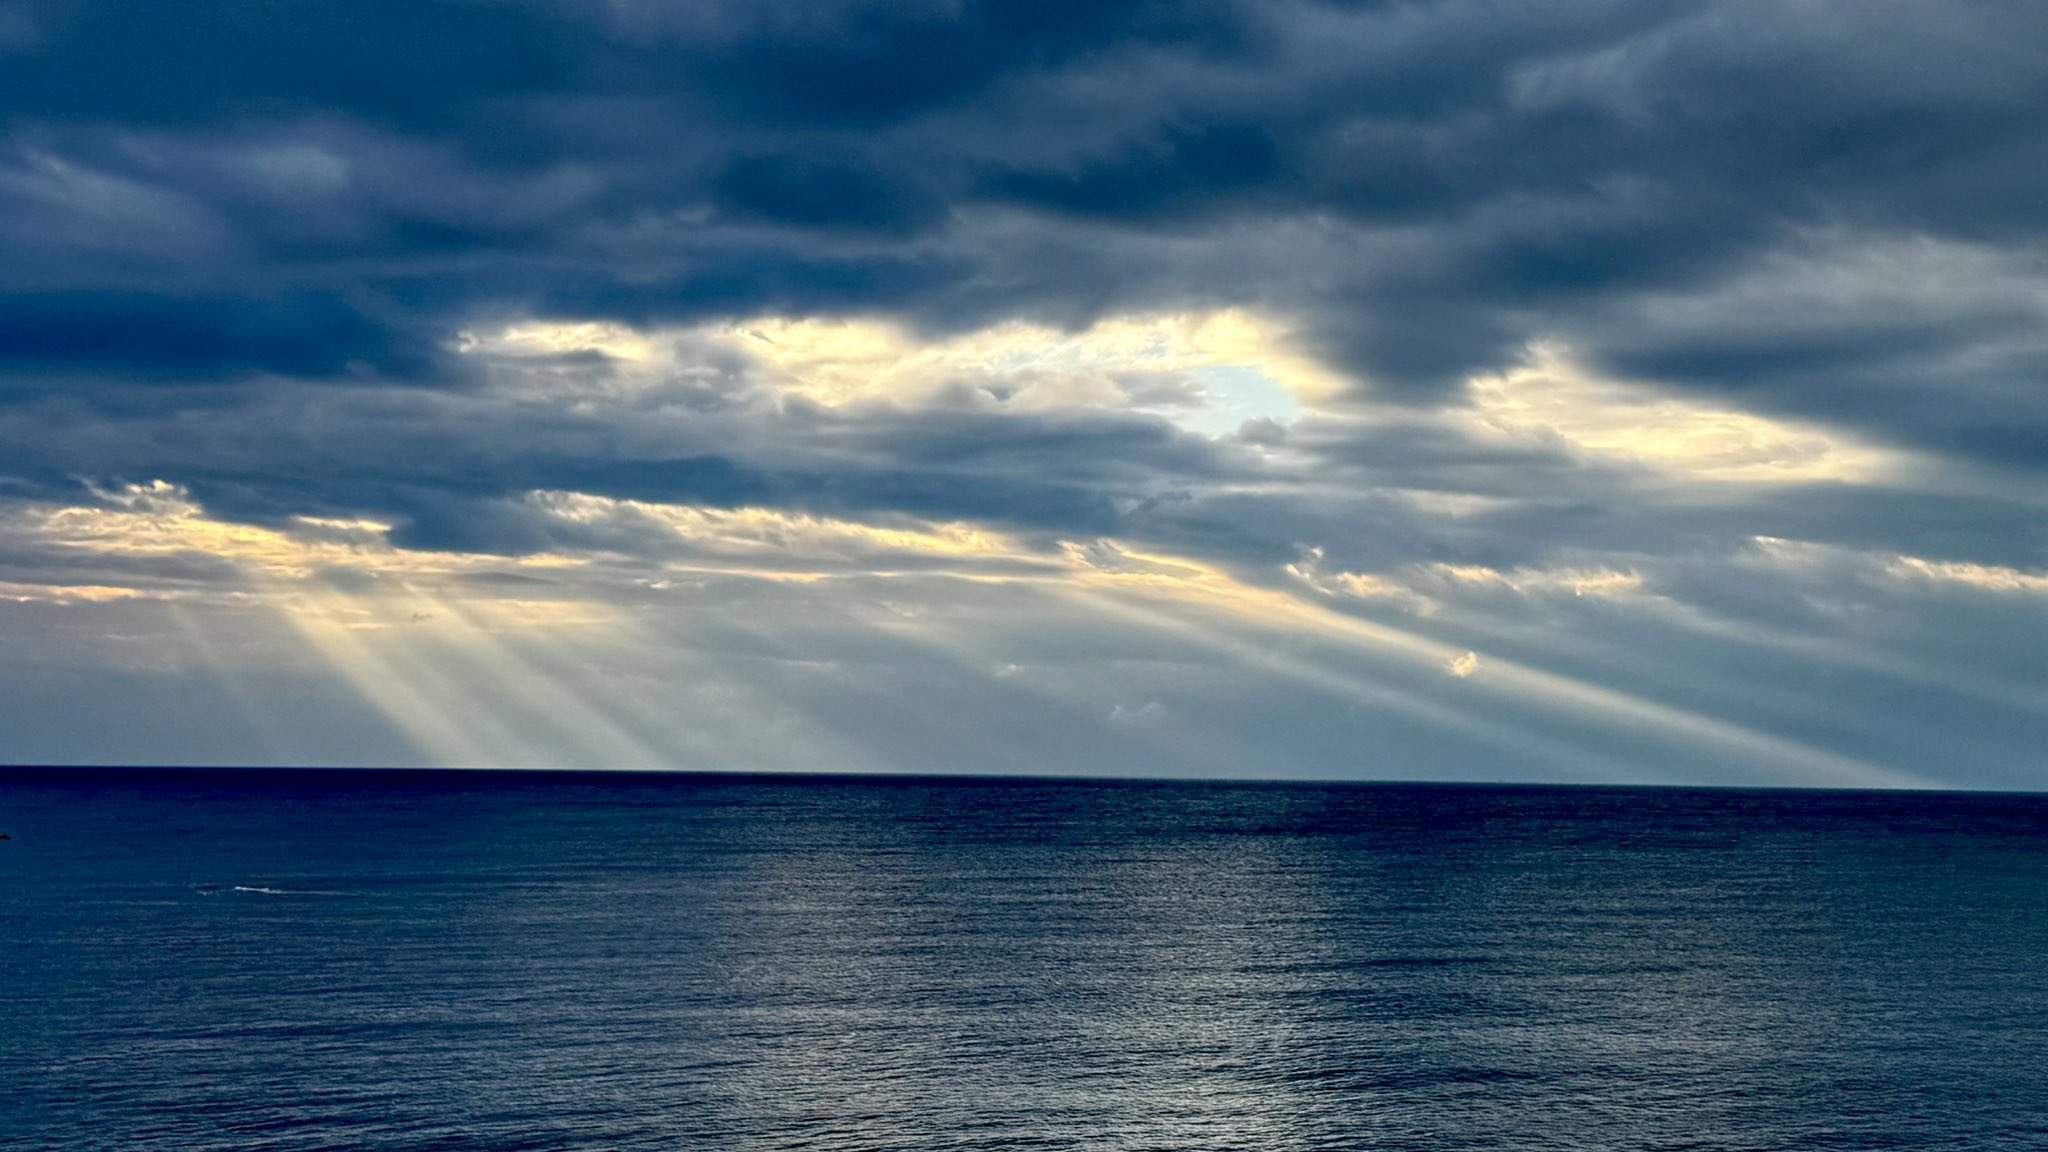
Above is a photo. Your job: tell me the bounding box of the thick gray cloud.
[2,3,2041,405]
[0,0,2044,785]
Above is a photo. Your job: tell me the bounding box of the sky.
[0,1,2044,788]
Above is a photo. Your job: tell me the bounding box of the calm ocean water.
[3,770,2046,1151]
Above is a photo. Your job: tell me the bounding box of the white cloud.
[1888,556,2048,596]
[1423,563,1645,600]
[1467,343,1900,483]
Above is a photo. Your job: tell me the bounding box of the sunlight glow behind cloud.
[461,309,1325,436]
[1470,345,1900,484]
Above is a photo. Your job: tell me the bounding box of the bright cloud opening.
[462,309,1335,436]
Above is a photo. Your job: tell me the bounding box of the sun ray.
[274,590,503,768]
[1067,551,1925,789]
[1062,586,1646,783]
[163,599,296,765]
[397,584,675,770]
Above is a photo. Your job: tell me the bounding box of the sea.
[3,768,2046,1151]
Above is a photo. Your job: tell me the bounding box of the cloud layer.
[1,0,2044,787]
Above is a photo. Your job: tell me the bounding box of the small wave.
[227,884,356,897]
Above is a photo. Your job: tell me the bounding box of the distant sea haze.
[5,769,2047,1150]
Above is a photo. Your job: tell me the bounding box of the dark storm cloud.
[712,152,943,233]
[2,0,2041,431]
[0,291,425,380]
[0,0,2044,588]
[979,121,1289,223]
[0,2,590,130]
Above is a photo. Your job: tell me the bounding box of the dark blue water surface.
[4,770,2047,1150]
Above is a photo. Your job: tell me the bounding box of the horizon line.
[2,762,2044,798]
